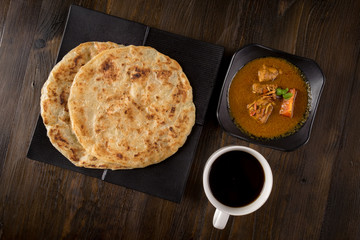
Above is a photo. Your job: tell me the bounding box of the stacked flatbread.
[40,42,195,170]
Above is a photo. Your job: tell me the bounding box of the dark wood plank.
[0,0,42,172]
[320,56,360,239]
[0,0,79,239]
[319,0,360,236]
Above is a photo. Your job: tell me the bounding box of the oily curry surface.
[228,57,310,139]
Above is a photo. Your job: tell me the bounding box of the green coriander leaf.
[283,92,293,99]
[276,88,283,95]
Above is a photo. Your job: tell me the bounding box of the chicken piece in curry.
[247,96,275,124]
[248,83,277,123]
[251,83,277,95]
[258,64,282,82]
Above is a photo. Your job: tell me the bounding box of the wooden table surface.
[1,0,359,239]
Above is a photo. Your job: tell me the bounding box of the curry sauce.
[228,57,310,139]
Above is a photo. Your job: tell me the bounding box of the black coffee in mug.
[209,150,265,207]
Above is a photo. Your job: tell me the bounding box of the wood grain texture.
[0,0,359,239]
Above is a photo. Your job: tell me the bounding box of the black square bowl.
[217,44,325,151]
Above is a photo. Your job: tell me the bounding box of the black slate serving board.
[27,5,224,202]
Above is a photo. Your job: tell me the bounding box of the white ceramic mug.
[202,145,273,230]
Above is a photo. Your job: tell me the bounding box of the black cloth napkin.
[27,5,224,202]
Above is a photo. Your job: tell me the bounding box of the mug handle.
[213,209,229,229]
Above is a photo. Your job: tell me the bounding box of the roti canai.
[68,45,195,169]
[40,41,128,169]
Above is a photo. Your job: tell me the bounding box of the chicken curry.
[228,57,310,139]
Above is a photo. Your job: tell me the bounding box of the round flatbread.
[40,41,127,169]
[68,45,196,169]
